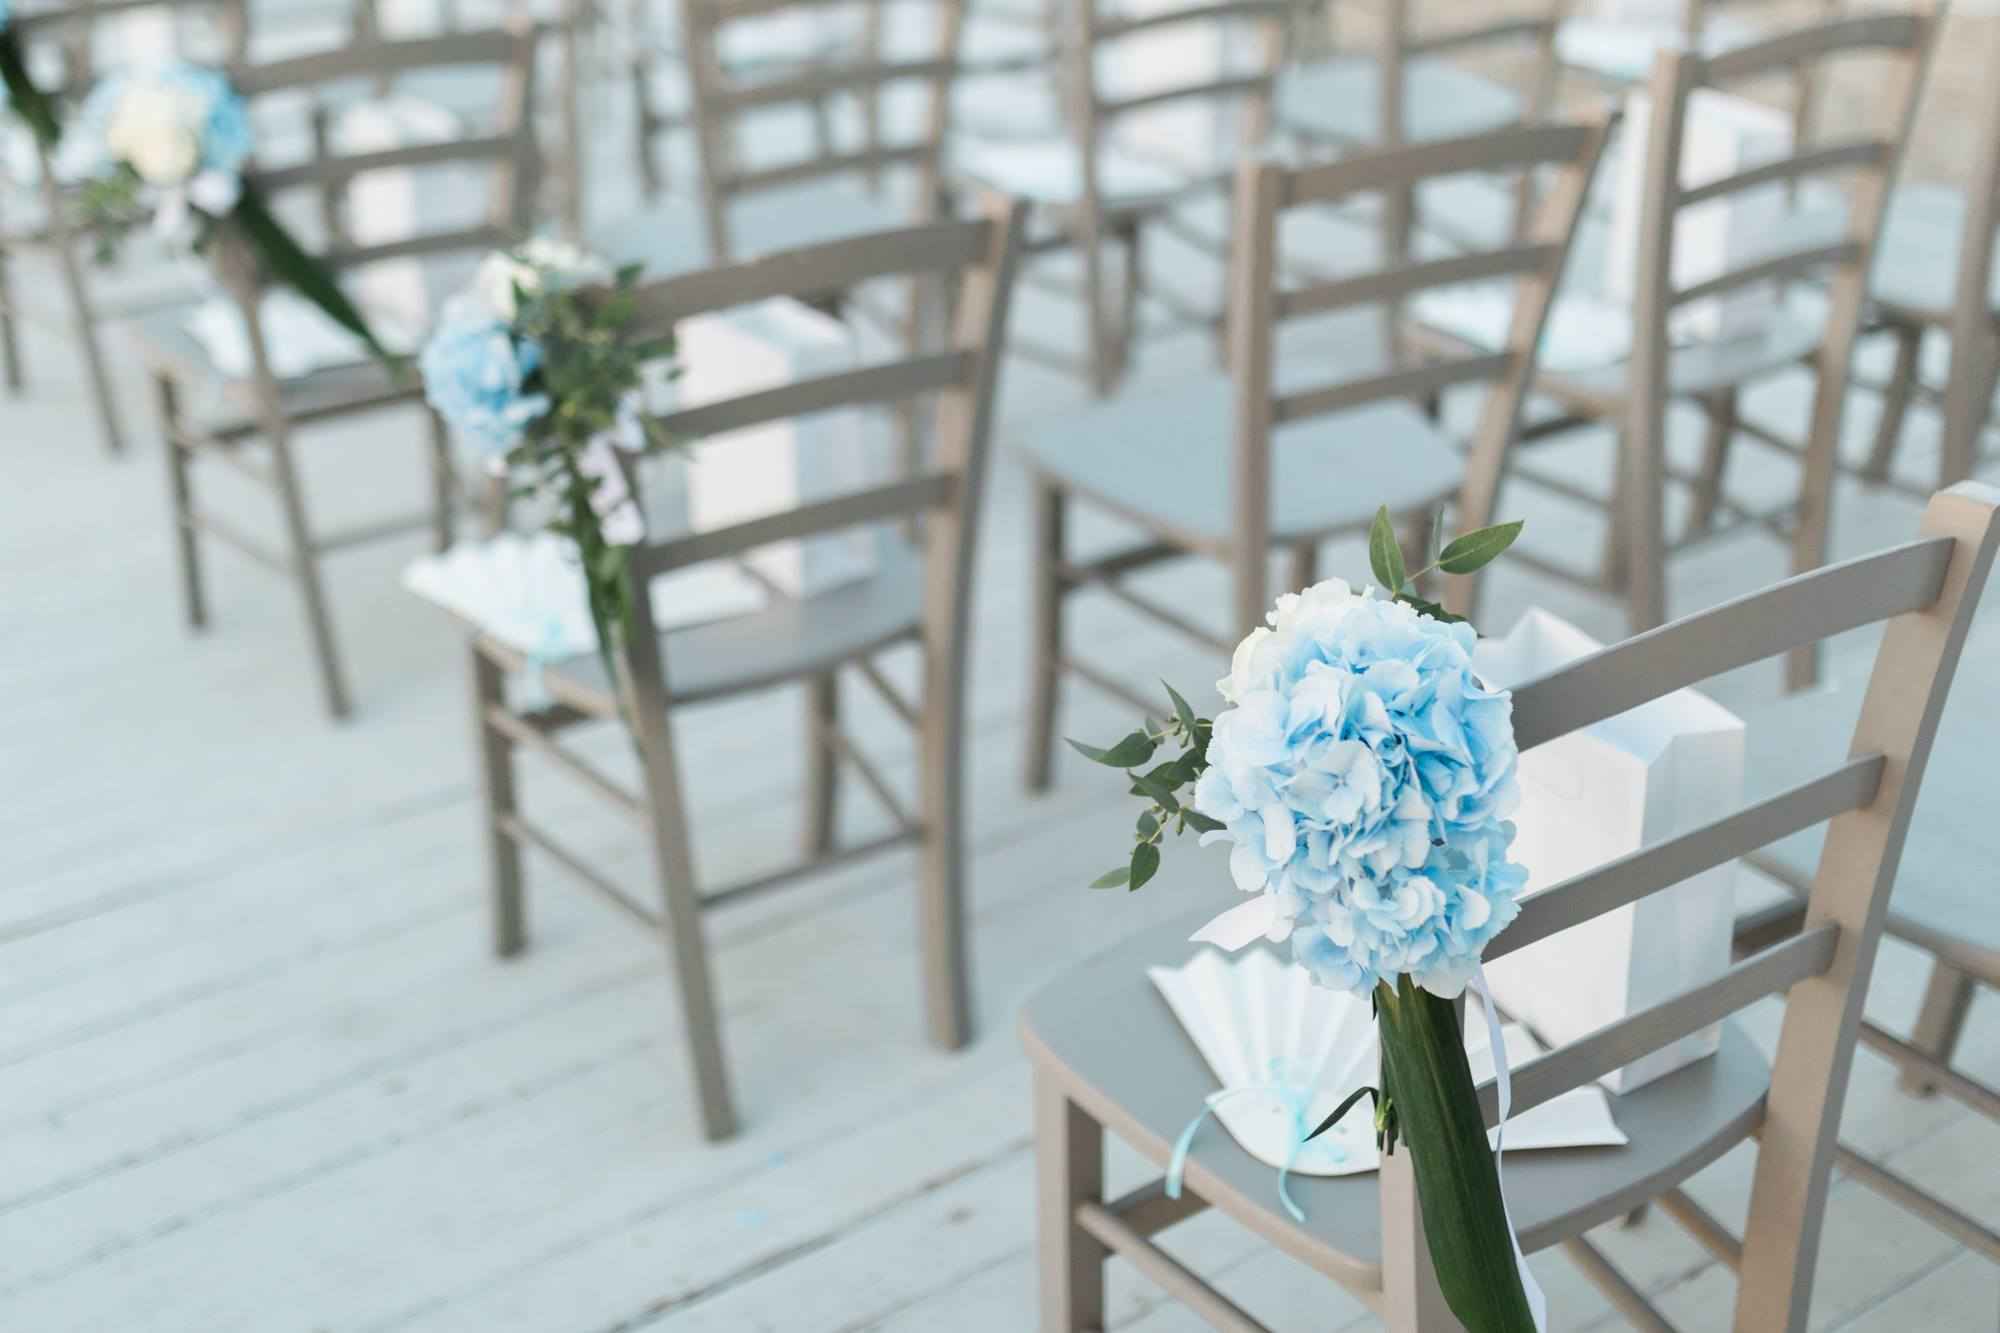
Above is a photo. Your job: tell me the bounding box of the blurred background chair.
[1026,480,2000,1332]
[1019,116,1615,792]
[1442,12,1938,691]
[458,198,1024,1140]
[134,25,543,718]
[0,0,251,457]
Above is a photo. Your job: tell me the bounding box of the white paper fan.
[403,532,769,658]
[1148,949,1628,1177]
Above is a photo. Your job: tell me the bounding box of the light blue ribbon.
[1166,1073,1344,1224]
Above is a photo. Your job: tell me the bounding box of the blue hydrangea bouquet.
[1073,509,1541,1332]
[421,239,675,684]
[0,0,61,147]
[55,62,392,366]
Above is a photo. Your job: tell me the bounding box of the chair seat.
[1869,183,2000,326]
[589,179,911,279]
[541,539,924,710]
[1743,681,2000,981]
[129,303,421,437]
[1274,55,1524,147]
[952,135,1204,212]
[1010,373,1462,550]
[1021,908,1771,1287]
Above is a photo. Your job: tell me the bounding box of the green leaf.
[1435,519,1526,575]
[1395,593,1465,624]
[1088,866,1130,889]
[231,185,401,373]
[1136,811,1158,837]
[1163,680,1201,737]
[1066,731,1158,769]
[1368,506,1407,595]
[1182,809,1224,835]
[1129,766,1181,812]
[1306,1084,1377,1142]
[0,32,61,147]
[1128,841,1160,892]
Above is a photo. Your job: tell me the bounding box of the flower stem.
[1375,978,1537,1333]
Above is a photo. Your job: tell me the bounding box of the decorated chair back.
[7,0,250,104]
[1612,12,1937,636]
[1372,482,2000,1329]
[207,25,542,393]
[611,194,1024,735]
[671,0,966,262]
[1222,116,1617,634]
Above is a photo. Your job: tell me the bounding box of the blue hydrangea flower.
[1193,580,1526,997]
[420,311,550,460]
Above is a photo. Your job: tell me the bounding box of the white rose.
[475,251,539,322]
[105,82,205,185]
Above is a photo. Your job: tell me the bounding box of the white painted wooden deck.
[5,78,1999,1333]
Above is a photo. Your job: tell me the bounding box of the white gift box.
[1604,86,1793,345]
[677,299,882,600]
[1475,608,1745,1093]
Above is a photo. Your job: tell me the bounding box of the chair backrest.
[1617,11,1937,632]
[6,0,251,101]
[1059,0,1293,213]
[1386,482,2000,1331]
[1224,116,1617,633]
[673,0,965,262]
[206,26,542,398]
[612,193,1026,726]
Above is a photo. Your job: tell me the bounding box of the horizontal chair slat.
[1677,140,1888,208]
[655,351,974,438]
[254,135,520,191]
[1074,1202,1273,1333]
[1671,240,1860,309]
[1701,13,1927,84]
[1272,352,1512,423]
[1511,536,1952,750]
[1095,0,1288,40]
[1479,925,1840,1123]
[1100,73,1269,119]
[713,58,957,111]
[235,30,524,93]
[637,472,955,576]
[1277,246,1558,320]
[11,0,194,34]
[696,0,850,21]
[318,224,513,273]
[728,143,932,193]
[1283,123,1598,208]
[1486,754,1886,966]
[632,218,993,320]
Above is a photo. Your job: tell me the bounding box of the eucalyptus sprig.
[1067,513,1525,894]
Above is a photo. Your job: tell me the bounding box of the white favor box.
[677,299,881,600]
[1475,608,1745,1093]
[1604,86,1792,345]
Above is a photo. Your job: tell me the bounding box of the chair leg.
[0,248,23,394]
[1024,479,1066,795]
[1116,219,1143,383]
[918,642,971,1049]
[472,648,527,956]
[1035,1072,1106,1333]
[1079,217,1115,398]
[155,372,207,631]
[1938,328,1998,491]
[53,232,127,456]
[1285,538,1318,595]
[1686,387,1738,539]
[1899,960,1976,1097]
[631,706,738,1140]
[427,408,457,554]
[1862,322,1922,483]
[803,672,840,858]
[268,434,352,720]
[1600,429,1631,595]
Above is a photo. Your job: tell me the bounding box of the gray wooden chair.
[950,0,1295,396]
[1848,18,2000,498]
[460,196,1025,1141]
[1451,12,1938,691]
[134,26,543,719]
[1727,670,2000,1269]
[599,0,963,275]
[1026,479,2000,1332]
[1020,115,1616,792]
[0,0,250,457]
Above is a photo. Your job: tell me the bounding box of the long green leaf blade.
[1436,520,1525,575]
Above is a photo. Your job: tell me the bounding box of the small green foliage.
[1436,520,1525,576]
[1067,682,1213,891]
[1367,506,1407,596]
[1067,731,1158,769]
